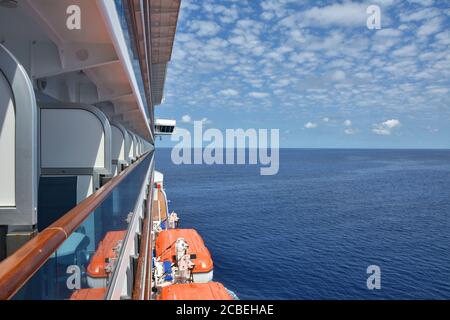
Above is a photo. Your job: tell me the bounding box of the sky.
[155,0,450,148]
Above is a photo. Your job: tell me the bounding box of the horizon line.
[155,147,450,150]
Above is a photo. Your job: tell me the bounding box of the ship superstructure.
[0,0,232,300]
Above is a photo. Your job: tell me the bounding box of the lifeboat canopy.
[158,282,233,300]
[155,229,213,283]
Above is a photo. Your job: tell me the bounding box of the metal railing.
[106,155,154,299]
[0,152,153,300]
[131,184,153,300]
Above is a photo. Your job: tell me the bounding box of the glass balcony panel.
[13,153,152,300]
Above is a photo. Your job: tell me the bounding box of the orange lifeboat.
[87,230,127,288]
[70,288,106,300]
[157,282,233,300]
[155,229,213,283]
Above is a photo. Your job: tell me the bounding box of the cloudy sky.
[155,0,450,148]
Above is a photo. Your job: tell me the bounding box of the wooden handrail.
[0,152,151,300]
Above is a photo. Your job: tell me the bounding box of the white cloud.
[261,11,274,21]
[267,45,293,62]
[331,70,346,81]
[199,117,212,125]
[305,122,318,129]
[392,45,417,57]
[407,0,434,6]
[219,89,239,96]
[427,87,449,94]
[180,0,200,12]
[372,119,401,135]
[249,92,270,98]
[375,28,403,37]
[435,30,450,45]
[307,31,345,51]
[301,3,369,28]
[188,20,221,37]
[290,51,316,64]
[260,0,287,20]
[343,120,356,134]
[385,119,401,128]
[172,47,186,61]
[344,128,357,135]
[163,0,449,148]
[417,17,442,37]
[400,8,440,22]
[273,78,291,88]
[203,4,239,24]
[181,115,212,125]
[181,115,192,123]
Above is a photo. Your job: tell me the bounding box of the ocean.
[154,149,450,300]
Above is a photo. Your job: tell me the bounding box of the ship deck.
[152,189,168,223]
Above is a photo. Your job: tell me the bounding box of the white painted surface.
[41,109,105,168]
[87,275,108,289]
[128,132,135,160]
[122,129,131,162]
[0,72,15,206]
[154,171,164,185]
[155,119,176,126]
[77,175,94,203]
[193,271,214,283]
[133,135,138,158]
[128,138,134,160]
[112,164,118,176]
[111,125,125,161]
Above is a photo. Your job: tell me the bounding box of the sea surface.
[155,149,450,300]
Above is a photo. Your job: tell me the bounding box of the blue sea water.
[155,149,450,300]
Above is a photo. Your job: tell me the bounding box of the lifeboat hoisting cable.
[168,211,179,229]
[153,237,195,286]
[155,229,214,284]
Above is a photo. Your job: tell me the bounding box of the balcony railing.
[0,152,154,300]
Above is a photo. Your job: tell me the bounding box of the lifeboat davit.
[87,230,127,288]
[155,229,213,283]
[157,282,233,300]
[70,288,106,300]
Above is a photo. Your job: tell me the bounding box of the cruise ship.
[0,0,233,300]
